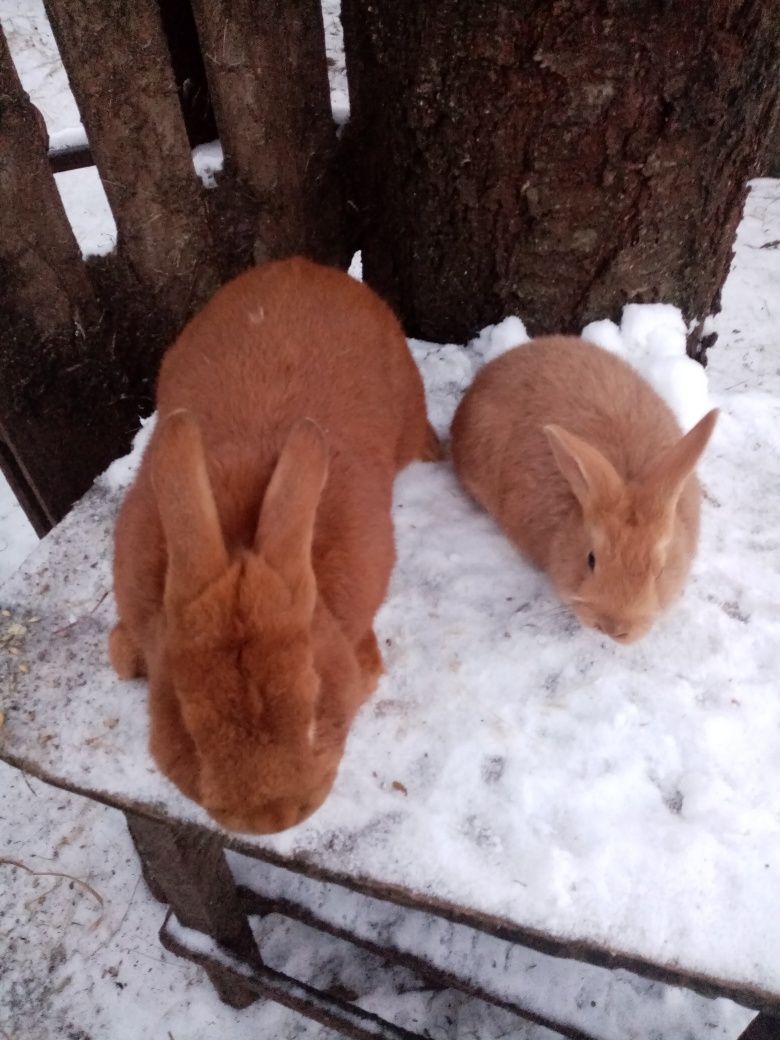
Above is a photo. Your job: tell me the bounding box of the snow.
[99,414,157,493]
[47,125,88,151]
[0,0,79,132]
[469,314,531,366]
[0,475,37,587]
[0,0,776,1036]
[164,913,255,978]
[322,0,350,126]
[582,306,712,431]
[233,854,753,1040]
[192,140,225,190]
[2,194,780,1026]
[54,165,118,257]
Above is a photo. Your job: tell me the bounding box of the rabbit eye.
[587,552,596,571]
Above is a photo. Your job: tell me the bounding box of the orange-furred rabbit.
[110,258,438,833]
[451,336,717,644]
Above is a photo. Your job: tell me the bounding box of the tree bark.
[765,102,780,176]
[0,27,135,532]
[342,0,780,358]
[191,0,347,268]
[44,0,219,330]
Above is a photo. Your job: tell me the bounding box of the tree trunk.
[44,0,220,331]
[0,27,137,532]
[765,101,780,176]
[191,0,347,269]
[342,0,780,358]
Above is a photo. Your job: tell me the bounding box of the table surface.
[2,206,780,1013]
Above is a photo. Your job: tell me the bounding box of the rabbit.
[451,336,718,644]
[109,257,439,833]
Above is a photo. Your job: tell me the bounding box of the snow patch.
[54,166,117,257]
[98,414,157,493]
[470,314,530,367]
[322,0,350,126]
[348,250,364,281]
[192,140,224,190]
[48,125,89,152]
[165,914,255,978]
[583,303,712,430]
[0,472,37,586]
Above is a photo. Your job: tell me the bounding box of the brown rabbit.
[109,258,438,833]
[451,336,717,644]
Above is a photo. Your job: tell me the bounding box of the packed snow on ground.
[0,0,78,131]
[0,475,37,588]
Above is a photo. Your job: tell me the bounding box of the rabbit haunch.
[451,336,717,644]
[109,258,438,834]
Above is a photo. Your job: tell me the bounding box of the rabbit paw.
[109,622,146,679]
[356,629,383,696]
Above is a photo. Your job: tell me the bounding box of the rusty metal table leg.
[125,811,261,1008]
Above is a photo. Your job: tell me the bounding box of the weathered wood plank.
[126,811,261,1008]
[44,0,219,328]
[0,26,133,530]
[191,0,346,267]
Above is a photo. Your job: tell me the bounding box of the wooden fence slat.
[0,32,95,353]
[0,26,127,532]
[43,0,220,328]
[191,0,346,266]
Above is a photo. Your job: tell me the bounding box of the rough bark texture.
[342,0,780,358]
[44,0,219,330]
[191,0,347,268]
[766,103,780,176]
[0,27,137,532]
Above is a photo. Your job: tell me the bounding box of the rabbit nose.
[596,616,631,640]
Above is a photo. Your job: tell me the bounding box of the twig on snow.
[87,872,141,959]
[0,857,104,928]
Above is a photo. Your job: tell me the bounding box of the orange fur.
[110,258,438,833]
[451,336,717,644]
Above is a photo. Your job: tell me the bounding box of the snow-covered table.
[2,186,780,1039]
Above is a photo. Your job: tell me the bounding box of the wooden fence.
[4,1,779,537]
[0,0,348,535]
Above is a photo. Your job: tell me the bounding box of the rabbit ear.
[153,410,229,605]
[255,419,329,591]
[544,424,623,507]
[641,409,718,509]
